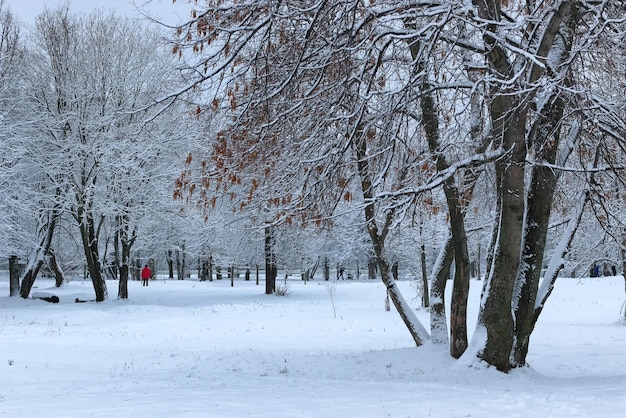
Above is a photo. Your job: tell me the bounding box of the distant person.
[141,264,152,286]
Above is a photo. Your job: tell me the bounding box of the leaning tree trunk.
[20,209,61,298]
[367,218,430,345]
[354,124,429,346]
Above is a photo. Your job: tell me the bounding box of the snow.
[1,274,626,417]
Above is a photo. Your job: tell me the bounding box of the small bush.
[275,284,292,296]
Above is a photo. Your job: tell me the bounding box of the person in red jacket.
[141,264,152,286]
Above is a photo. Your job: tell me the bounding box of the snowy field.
[1,273,625,417]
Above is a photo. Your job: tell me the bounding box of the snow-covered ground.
[1,273,625,417]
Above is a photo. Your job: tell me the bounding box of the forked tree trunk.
[79,208,107,302]
[511,95,564,366]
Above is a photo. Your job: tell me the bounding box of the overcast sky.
[4,0,190,26]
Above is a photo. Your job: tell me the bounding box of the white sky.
[3,0,190,26]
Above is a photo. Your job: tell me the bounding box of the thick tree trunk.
[79,209,107,302]
[511,96,563,366]
[511,2,579,367]
[118,263,129,299]
[477,107,527,372]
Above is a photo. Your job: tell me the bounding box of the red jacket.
[141,266,152,279]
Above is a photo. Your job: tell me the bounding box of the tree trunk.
[118,262,129,299]
[369,222,430,346]
[324,257,330,281]
[419,222,430,307]
[477,107,527,372]
[201,255,210,281]
[79,209,107,302]
[354,126,429,346]
[117,225,134,299]
[430,236,453,345]
[9,256,20,297]
[175,244,186,280]
[264,225,276,294]
[446,184,470,358]
[165,250,173,279]
[48,250,65,287]
[20,209,60,298]
[511,97,563,366]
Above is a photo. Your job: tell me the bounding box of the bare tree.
[165,0,626,371]
[10,7,188,300]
